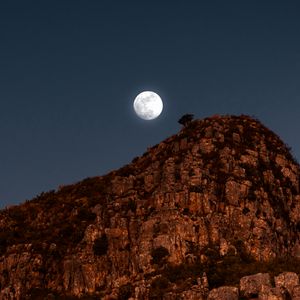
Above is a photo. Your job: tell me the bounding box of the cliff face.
[0,115,300,300]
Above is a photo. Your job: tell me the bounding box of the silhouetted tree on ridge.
[178,114,194,127]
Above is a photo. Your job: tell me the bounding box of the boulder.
[274,272,299,295]
[207,286,239,300]
[240,273,271,298]
[258,284,289,300]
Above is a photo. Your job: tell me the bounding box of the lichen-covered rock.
[0,115,299,299]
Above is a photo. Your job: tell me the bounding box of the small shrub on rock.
[178,114,194,127]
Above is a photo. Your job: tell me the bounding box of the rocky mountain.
[0,114,300,300]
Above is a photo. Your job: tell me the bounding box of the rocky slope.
[0,115,300,300]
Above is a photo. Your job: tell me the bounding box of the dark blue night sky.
[1,1,300,207]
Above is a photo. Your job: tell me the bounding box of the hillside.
[0,115,300,300]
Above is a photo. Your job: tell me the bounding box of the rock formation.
[0,115,299,299]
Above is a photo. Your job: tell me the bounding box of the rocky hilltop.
[0,115,300,300]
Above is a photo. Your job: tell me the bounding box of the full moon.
[133,91,163,120]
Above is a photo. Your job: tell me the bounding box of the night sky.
[1,1,300,207]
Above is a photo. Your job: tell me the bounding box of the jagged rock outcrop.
[0,115,300,299]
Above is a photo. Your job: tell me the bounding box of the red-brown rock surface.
[0,115,300,299]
